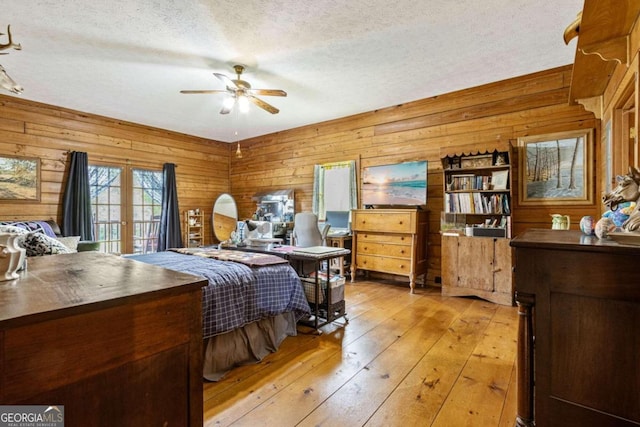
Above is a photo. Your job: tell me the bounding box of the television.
[325,210,350,232]
[361,160,427,206]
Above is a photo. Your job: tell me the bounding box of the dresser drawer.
[356,254,413,276]
[352,211,414,233]
[2,292,194,401]
[357,241,411,258]
[356,233,411,245]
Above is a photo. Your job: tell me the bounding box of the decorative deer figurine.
[0,25,21,53]
[0,64,23,94]
[0,25,23,94]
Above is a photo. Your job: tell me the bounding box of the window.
[613,81,636,181]
[88,165,163,254]
[132,169,163,254]
[312,160,358,220]
[89,165,123,253]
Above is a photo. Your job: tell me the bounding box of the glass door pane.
[132,169,163,254]
[89,165,123,253]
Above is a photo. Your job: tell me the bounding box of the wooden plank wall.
[0,96,230,246]
[0,65,600,284]
[230,65,599,286]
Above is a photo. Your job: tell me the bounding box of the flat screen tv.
[361,160,427,206]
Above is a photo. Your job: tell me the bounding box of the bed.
[127,248,310,381]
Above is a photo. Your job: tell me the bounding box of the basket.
[301,274,345,304]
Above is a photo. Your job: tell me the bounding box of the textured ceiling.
[2,0,582,142]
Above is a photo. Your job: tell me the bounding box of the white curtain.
[312,160,358,220]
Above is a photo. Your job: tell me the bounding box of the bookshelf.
[184,210,204,248]
[442,150,512,238]
[440,149,514,306]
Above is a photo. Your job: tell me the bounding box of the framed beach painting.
[0,155,41,202]
[518,129,593,206]
[361,160,427,206]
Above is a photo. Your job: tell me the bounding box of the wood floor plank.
[204,282,427,425]
[202,332,320,402]
[202,282,519,427]
[498,363,518,427]
[364,299,499,427]
[204,281,406,402]
[431,305,518,427]
[226,292,442,425]
[298,297,464,426]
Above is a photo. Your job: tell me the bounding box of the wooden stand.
[350,209,428,293]
[325,234,352,277]
[184,210,204,247]
[440,148,513,305]
[0,252,206,426]
[511,229,640,426]
[441,234,513,305]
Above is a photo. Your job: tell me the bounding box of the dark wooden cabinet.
[511,229,640,427]
[0,252,206,426]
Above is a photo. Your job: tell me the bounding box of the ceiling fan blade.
[214,72,238,90]
[180,89,228,94]
[248,96,279,114]
[248,89,287,97]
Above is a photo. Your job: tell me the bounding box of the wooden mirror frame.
[212,193,238,243]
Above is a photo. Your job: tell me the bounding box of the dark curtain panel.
[158,163,183,250]
[62,151,95,240]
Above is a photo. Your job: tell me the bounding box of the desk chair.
[292,212,330,247]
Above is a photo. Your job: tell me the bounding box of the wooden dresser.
[441,235,513,305]
[350,208,428,293]
[0,252,206,426]
[511,229,640,427]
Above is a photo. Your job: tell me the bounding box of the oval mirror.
[212,193,238,243]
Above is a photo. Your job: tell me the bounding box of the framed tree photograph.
[518,129,593,205]
[0,155,41,202]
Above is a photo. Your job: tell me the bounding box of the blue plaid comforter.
[128,251,310,339]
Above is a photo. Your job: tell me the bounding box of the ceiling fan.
[180,65,287,114]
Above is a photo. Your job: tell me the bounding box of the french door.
[88,164,162,254]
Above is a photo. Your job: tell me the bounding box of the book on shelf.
[447,174,492,191]
[445,192,511,214]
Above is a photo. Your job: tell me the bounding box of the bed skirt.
[203,311,298,381]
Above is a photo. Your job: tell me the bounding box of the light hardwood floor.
[203,280,518,426]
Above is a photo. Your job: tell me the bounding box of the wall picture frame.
[491,170,509,190]
[518,129,593,206]
[0,155,41,202]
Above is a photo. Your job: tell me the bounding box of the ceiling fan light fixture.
[238,95,250,113]
[223,96,235,110]
[180,65,285,115]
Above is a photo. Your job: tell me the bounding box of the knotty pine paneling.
[0,65,599,286]
[0,96,229,246]
[231,65,598,287]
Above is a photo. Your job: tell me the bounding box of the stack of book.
[444,192,510,214]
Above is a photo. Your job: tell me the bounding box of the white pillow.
[0,225,29,235]
[20,232,74,256]
[57,236,81,252]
